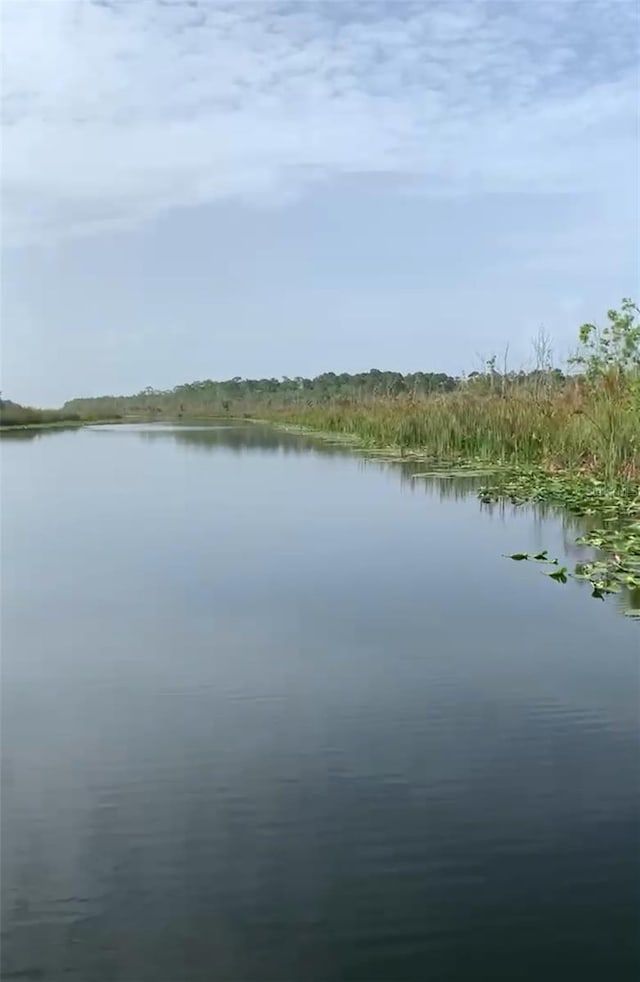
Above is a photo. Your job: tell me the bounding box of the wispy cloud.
[2,0,638,244]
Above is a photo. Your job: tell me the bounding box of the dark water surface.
[2,422,638,982]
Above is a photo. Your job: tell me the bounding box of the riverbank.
[0,420,84,432]
[263,416,640,609]
[263,385,639,475]
[0,417,124,433]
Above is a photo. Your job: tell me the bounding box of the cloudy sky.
[2,0,638,406]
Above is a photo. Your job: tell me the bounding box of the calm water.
[2,422,638,982]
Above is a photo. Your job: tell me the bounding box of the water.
[2,422,638,982]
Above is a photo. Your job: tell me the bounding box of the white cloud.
[2,0,638,244]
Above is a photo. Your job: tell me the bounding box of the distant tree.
[571,298,640,384]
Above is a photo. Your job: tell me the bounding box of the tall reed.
[266,384,639,480]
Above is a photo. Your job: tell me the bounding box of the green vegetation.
[465,302,639,608]
[574,524,640,611]
[63,370,459,418]
[264,303,639,482]
[479,471,640,609]
[478,471,640,519]
[502,530,640,612]
[0,397,120,429]
[0,399,82,428]
[264,386,638,478]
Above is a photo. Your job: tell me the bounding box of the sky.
[1,0,638,407]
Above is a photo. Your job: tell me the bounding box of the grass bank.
[0,401,123,431]
[0,404,82,428]
[263,384,639,480]
[267,300,640,484]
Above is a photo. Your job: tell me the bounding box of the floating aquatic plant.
[493,476,640,611]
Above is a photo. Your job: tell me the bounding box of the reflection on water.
[106,420,355,456]
[0,424,83,442]
[2,422,638,982]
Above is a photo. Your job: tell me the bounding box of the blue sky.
[2,0,638,406]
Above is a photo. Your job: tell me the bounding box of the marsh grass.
[265,384,640,481]
[0,404,81,428]
[0,402,120,429]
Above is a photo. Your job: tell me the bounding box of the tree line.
[62,366,567,418]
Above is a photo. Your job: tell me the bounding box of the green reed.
[266,385,639,482]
